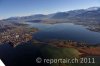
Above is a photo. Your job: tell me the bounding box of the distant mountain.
[66,9,86,17]
[86,7,100,11]
[1,7,100,23]
[21,14,47,20]
[51,7,100,19]
[3,14,47,21]
[50,12,69,19]
[75,8,100,19]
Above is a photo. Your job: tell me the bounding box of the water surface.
[27,22,100,44]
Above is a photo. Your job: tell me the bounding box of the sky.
[0,0,100,19]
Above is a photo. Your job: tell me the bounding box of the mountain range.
[1,7,100,25]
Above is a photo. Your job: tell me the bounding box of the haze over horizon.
[0,0,100,19]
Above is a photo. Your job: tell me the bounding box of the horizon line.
[0,6,100,20]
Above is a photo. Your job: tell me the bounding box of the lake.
[26,22,100,44]
[0,22,100,66]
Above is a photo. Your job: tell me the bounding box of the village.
[0,26,38,47]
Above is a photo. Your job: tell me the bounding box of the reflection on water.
[27,23,100,44]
